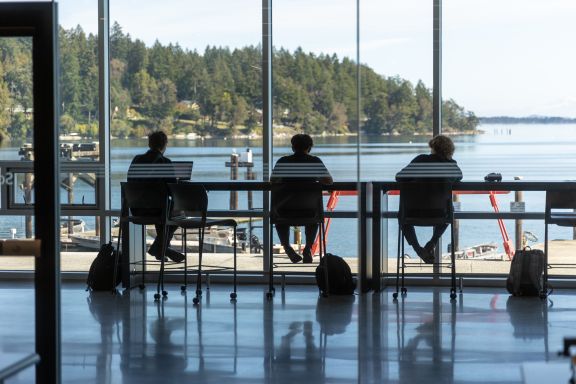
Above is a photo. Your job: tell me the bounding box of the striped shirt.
[271,153,331,182]
[395,154,463,182]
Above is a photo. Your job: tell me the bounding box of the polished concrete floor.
[0,282,574,383]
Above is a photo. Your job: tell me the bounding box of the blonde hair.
[429,135,455,159]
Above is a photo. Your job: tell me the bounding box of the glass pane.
[273,0,358,181]
[0,35,36,377]
[443,0,576,275]
[360,0,433,180]
[0,37,35,272]
[110,0,262,271]
[57,0,100,271]
[110,0,261,192]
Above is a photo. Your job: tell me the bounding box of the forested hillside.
[0,23,479,140]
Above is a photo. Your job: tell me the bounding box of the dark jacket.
[271,153,331,183]
[395,153,463,182]
[127,149,177,184]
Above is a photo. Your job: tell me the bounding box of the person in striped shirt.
[271,134,333,263]
[395,135,463,263]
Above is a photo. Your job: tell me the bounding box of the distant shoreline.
[479,116,576,124]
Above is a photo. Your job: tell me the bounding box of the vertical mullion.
[98,0,111,244]
[262,0,273,274]
[433,0,442,137]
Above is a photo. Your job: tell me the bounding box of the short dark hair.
[291,134,313,153]
[429,135,455,159]
[148,131,168,151]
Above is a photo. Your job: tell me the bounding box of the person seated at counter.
[395,135,463,263]
[271,134,333,263]
[127,130,185,263]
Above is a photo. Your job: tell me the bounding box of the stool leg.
[112,223,123,293]
[450,221,457,300]
[193,227,204,304]
[230,225,237,301]
[181,228,188,292]
[394,228,401,299]
[155,224,168,300]
[320,222,329,297]
[401,234,406,294]
[542,222,549,298]
[267,224,274,299]
[141,227,146,289]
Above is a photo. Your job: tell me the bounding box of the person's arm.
[395,156,424,182]
[270,159,282,183]
[317,158,333,185]
[452,162,463,182]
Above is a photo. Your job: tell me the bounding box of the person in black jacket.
[271,134,333,263]
[395,135,462,263]
[127,131,185,263]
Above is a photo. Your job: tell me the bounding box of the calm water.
[2,123,576,257]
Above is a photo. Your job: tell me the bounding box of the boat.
[70,227,250,253]
[60,218,85,235]
[69,234,116,250]
[441,243,502,260]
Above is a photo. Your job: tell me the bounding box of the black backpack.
[315,253,356,295]
[506,248,545,296]
[86,242,121,292]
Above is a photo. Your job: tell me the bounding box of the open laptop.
[171,161,194,181]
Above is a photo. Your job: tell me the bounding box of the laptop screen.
[172,161,194,181]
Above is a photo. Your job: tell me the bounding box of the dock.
[2,240,576,277]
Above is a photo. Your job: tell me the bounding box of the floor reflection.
[395,292,456,383]
[4,283,565,383]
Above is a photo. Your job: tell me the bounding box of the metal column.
[262,0,273,276]
[98,0,111,244]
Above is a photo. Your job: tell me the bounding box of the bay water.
[2,123,576,258]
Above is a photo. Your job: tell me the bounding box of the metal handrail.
[0,353,40,382]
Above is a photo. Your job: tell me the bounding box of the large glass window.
[56,0,101,271]
[443,0,576,275]
[109,0,262,270]
[271,0,359,268]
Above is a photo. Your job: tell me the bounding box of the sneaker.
[149,243,185,263]
[285,247,302,263]
[424,241,436,260]
[415,245,434,264]
[302,247,313,264]
[165,248,185,263]
[148,243,168,261]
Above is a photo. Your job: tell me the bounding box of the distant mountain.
[479,116,576,124]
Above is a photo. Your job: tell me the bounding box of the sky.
[56,0,576,118]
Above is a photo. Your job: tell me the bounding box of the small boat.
[442,243,502,260]
[70,227,250,253]
[69,234,117,250]
[60,219,85,235]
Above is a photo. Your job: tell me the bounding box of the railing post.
[358,182,372,293]
[514,176,523,250]
[452,193,459,252]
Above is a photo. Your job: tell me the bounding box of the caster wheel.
[181,286,187,292]
[196,289,202,296]
[139,284,145,290]
[401,288,407,294]
[193,297,200,305]
[539,293,547,300]
[230,292,237,300]
[450,293,457,300]
[392,292,398,299]
[154,293,160,300]
[162,290,168,297]
[271,287,276,293]
[266,292,274,300]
